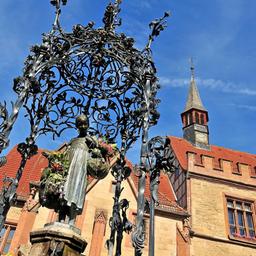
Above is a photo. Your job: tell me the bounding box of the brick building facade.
[0,67,255,255]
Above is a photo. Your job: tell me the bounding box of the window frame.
[225,195,256,243]
[0,222,17,255]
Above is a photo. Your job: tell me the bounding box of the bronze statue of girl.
[40,114,113,226]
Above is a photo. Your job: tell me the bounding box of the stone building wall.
[188,151,256,256]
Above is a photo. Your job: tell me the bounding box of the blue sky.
[0,0,255,162]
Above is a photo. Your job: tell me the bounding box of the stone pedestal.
[29,222,87,256]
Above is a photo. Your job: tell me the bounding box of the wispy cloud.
[127,0,154,10]
[160,77,256,96]
[139,1,153,9]
[229,103,256,112]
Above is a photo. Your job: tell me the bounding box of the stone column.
[11,187,39,255]
[88,210,107,256]
[28,222,87,256]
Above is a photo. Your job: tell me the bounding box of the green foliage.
[39,151,70,209]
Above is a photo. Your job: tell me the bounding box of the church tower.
[181,62,210,149]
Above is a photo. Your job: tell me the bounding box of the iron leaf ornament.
[146,11,171,50]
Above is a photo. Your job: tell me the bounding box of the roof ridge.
[211,144,256,157]
[169,136,256,157]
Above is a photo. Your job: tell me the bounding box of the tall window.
[0,223,16,255]
[200,113,205,125]
[226,198,256,240]
[187,113,192,125]
[195,112,199,124]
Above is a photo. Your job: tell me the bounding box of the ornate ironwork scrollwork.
[0,1,170,255]
[16,18,160,154]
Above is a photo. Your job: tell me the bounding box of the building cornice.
[191,230,256,249]
[188,171,256,190]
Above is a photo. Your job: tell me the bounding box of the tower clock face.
[196,132,208,144]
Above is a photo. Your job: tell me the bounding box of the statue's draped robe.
[63,137,88,211]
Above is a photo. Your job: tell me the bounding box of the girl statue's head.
[75,114,89,136]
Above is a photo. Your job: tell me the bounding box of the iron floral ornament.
[0,1,170,255]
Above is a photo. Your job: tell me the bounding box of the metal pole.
[108,170,122,256]
[148,192,155,256]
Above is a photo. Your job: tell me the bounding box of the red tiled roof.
[0,144,187,215]
[0,145,101,197]
[130,172,186,215]
[169,136,256,171]
[0,146,48,198]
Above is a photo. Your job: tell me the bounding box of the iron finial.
[50,0,68,32]
[103,0,122,31]
[145,11,171,50]
[190,57,195,81]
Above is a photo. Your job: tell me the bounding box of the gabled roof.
[169,136,256,171]
[0,146,48,198]
[129,172,187,215]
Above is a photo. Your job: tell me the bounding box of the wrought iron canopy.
[0,0,169,155]
[0,1,171,256]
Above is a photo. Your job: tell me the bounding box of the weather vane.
[190,57,195,80]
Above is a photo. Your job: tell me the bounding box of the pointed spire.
[184,59,206,112]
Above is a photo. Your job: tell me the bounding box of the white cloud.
[229,103,256,112]
[127,0,154,9]
[139,1,152,9]
[160,77,256,96]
